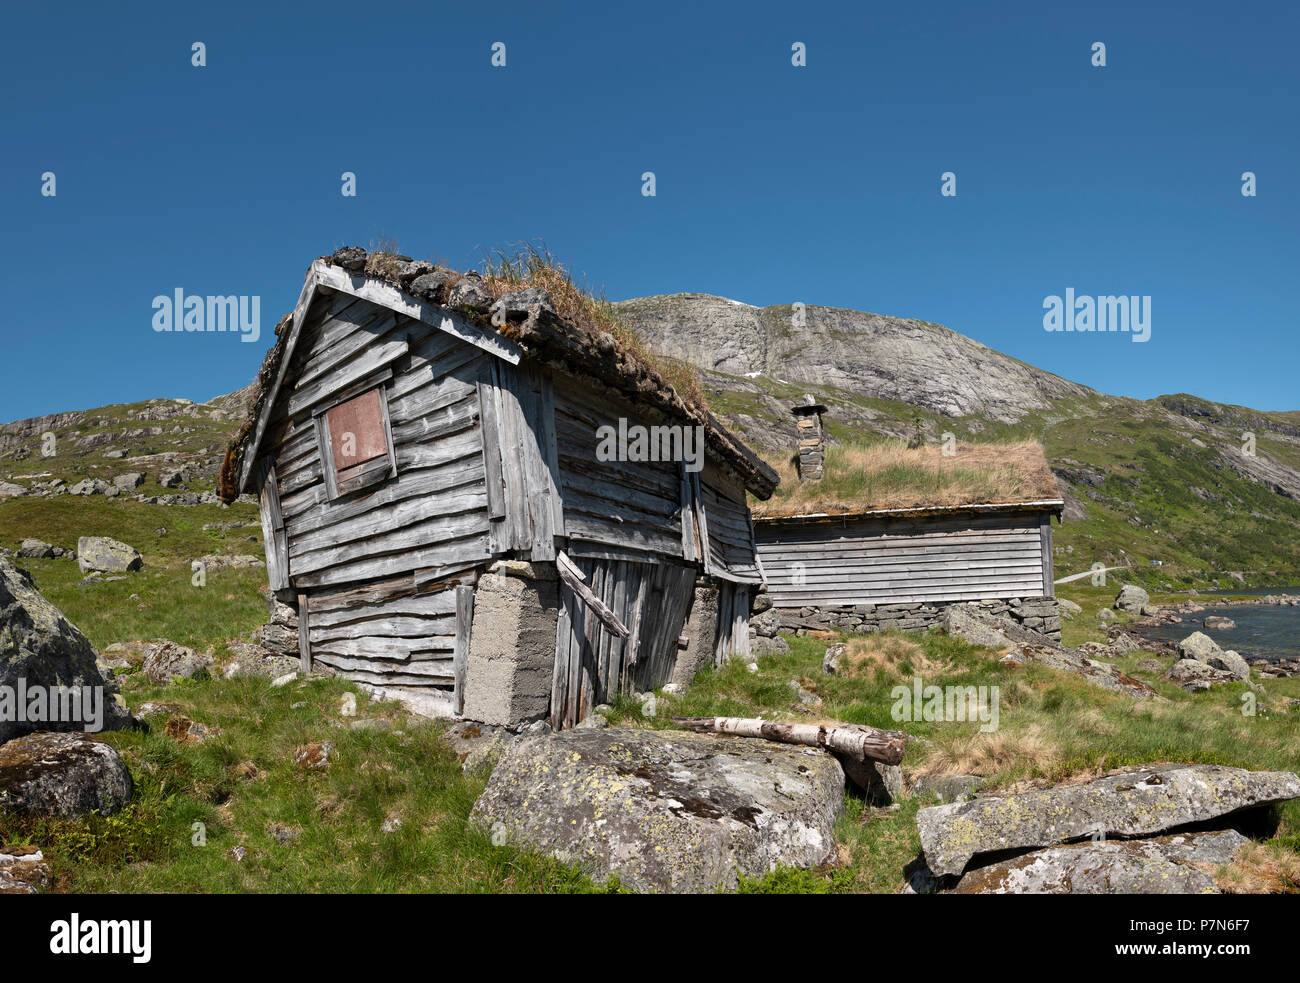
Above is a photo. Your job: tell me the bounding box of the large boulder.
[16,540,54,560]
[76,537,142,574]
[1206,650,1251,683]
[471,727,845,893]
[949,829,1246,894]
[1177,631,1223,662]
[917,764,1300,878]
[0,732,133,816]
[1114,584,1150,613]
[0,558,134,743]
[142,641,213,684]
[1164,658,1239,692]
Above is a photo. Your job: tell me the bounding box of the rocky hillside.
[4,291,1300,591]
[615,295,1300,589]
[615,294,1095,424]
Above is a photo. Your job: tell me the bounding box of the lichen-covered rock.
[471,727,845,893]
[1164,658,1238,692]
[917,764,1300,877]
[948,829,1246,894]
[142,641,212,684]
[440,721,517,772]
[76,536,142,574]
[446,272,492,310]
[941,605,1015,649]
[331,245,367,271]
[0,732,133,816]
[1177,630,1223,662]
[489,288,555,324]
[0,559,134,744]
[408,270,458,304]
[1205,649,1251,683]
[1114,584,1150,612]
[0,845,50,894]
[1000,643,1159,700]
[17,540,54,560]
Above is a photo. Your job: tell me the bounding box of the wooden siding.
[301,570,476,712]
[714,581,752,662]
[267,295,495,591]
[553,388,688,559]
[755,510,1053,607]
[550,555,696,729]
[700,462,763,585]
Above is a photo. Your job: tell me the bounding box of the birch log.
[671,716,905,766]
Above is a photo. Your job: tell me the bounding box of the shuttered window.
[315,386,396,500]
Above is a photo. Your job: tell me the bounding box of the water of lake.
[1132,601,1300,662]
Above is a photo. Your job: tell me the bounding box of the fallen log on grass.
[671,716,906,766]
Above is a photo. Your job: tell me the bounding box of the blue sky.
[2,0,1296,422]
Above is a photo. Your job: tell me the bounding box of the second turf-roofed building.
[751,401,1066,639]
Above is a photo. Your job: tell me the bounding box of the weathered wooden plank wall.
[267,295,495,591]
[755,509,1053,607]
[700,461,763,586]
[549,554,696,729]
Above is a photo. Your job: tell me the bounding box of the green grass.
[607,630,1300,892]
[1,673,612,892]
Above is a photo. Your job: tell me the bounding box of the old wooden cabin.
[751,402,1065,638]
[219,247,778,729]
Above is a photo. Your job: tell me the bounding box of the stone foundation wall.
[462,562,559,727]
[751,595,1062,643]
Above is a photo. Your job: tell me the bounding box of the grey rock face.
[159,466,191,488]
[941,605,1015,649]
[489,287,555,324]
[1163,658,1238,692]
[949,829,1246,894]
[408,270,458,304]
[614,293,1096,425]
[17,539,54,559]
[142,641,213,685]
[1178,631,1223,662]
[1114,584,1150,612]
[446,273,492,310]
[331,246,367,271]
[917,764,1300,877]
[0,732,133,817]
[112,472,145,491]
[76,537,142,574]
[1206,650,1251,682]
[750,635,790,658]
[69,478,112,496]
[0,558,134,744]
[471,727,845,893]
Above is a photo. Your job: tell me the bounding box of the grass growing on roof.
[751,437,1060,517]
[479,242,708,412]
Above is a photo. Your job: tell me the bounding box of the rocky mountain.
[615,294,1300,588]
[616,294,1095,424]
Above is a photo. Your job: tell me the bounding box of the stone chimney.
[792,396,828,481]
